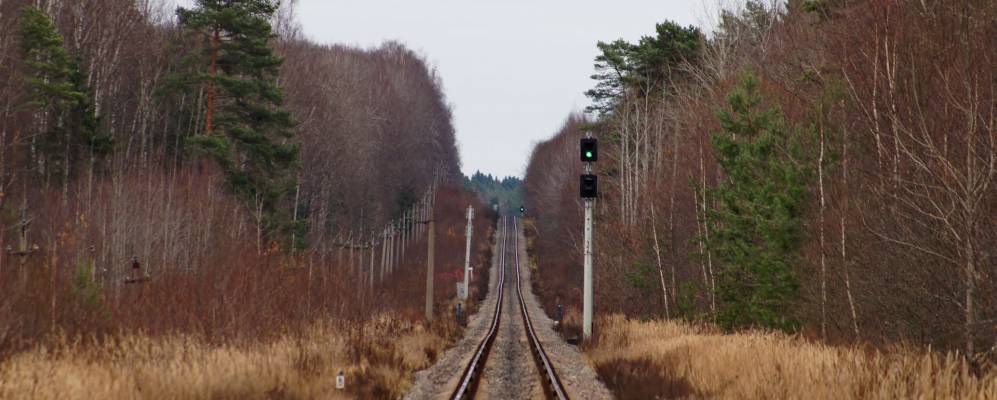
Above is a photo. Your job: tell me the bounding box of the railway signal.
[580,174,598,199]
[580,138,598,162]
[580,134,596,341]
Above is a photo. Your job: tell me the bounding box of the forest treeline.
[464,171,522,214]
[524,0,995,357]
[0,0,463,354]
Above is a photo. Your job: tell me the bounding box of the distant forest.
[464,171,522,215]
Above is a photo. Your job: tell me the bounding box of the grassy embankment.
[524,219,996,399]
[0,316,461,399]
[589,315,997,399]
[0,187,496,399]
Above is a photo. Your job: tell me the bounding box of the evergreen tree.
[18,6,109,188]
[631,21,702,87]
[585,21,702,115]
[707,72,808,332]
[18,7,79,111]
[176,0,303,249]
[585,39,636,115]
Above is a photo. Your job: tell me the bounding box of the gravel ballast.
[405,217,613,399]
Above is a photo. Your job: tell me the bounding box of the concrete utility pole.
[393,220,405,269]
[402,209,409,259]
[425,207,435,321]
[348,232,355,276]
[369,236,376,289]
[460,205,474,300]
[583,170,594,340]
[386,223,395,275]
[380,228,387,282]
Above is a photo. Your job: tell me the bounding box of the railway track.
[451,217,568,400]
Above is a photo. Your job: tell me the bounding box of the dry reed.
[0,316,449,399]
[588,315,997,399]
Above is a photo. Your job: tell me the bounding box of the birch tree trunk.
[818,117,827,340]
[651,207,670,318]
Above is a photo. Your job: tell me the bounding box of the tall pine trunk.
[204,29,219,136]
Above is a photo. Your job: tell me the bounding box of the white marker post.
[460,205,474,300]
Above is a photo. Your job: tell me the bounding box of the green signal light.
[585,151,593,158]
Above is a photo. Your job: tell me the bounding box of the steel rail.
[451,217,507,399]
[512,217,569,400]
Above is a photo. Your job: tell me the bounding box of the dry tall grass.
[0,316,450,399]
[589,315,997,399]
[0,185,494,399]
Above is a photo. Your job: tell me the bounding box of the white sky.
[170,0,710,177]
[293,1,712,178]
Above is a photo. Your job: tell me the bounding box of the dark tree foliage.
[17,6,109,188]
[176,0,303,248]
[585,21,702,115]
[585,39,635,115]
[464,171,522,213]
[708,72,808,332]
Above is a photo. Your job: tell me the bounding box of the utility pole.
[385,226,393,275]
[424,168,441,321]
[348,231,355,277]
[392,220,405,270]
[402,209,409,259]
[460,205,474,300]
[580,134,598,341]
[425,205,435,321]
[369,235,376,289]
[380,228,387,282]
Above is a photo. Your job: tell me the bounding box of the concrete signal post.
[580,135,598,341]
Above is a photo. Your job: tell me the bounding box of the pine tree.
[18,6,109,191]
[585,21,702,115]
[176,0,303,250]
[707,72,808,332]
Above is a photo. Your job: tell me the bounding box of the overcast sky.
[290,1,714,178]
[161,0,705,178]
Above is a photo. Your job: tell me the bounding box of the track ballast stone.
[405,218,509,400]
[405,217,613,399]
[514,218,613,400]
